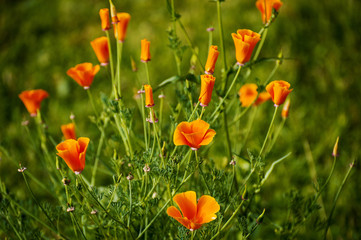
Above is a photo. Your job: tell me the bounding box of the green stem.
[223,109,232,162]
[265,117,285,155]
[258,106,278,158]
[144,62,150,84]
[117,41,123,98]
[195,151,210,193]
[128,180,132,228]
[188,101,200,121]
[199,107,205,119]
[217,0,227,73]
[105,30,116,98]
[71,213,87,240]
[91,127,106,186]
[210,66,242,120]
[211,199,245,240]
[323,162,354,240]
[252,27,268,62]
[86,88,99,118]
[141,93,148,149]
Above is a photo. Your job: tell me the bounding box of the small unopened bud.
[242,185,248,200]
[109,0,118,24]
[281,98,290,119]
[70,113,75,120]
[130,57,137,72]
[67,206,75,212]
[62,178,71,186]
[18,163,27,173]
[332,136,339,157]
[256,208,266,224]
[91,209,98,215]
[146,111,158,124]
[137,89,145,94]
[56,157,60,170]
[127,173,134,181]
[152,192,157,199]
[21,120,29,126]
[229,159,236,166]
[143,164,150,173]
[207,27,214,32]
[128,163,132,168]
[158,94,166,99]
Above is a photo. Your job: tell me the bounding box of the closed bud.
[99,8,111,31]
[109,0,118,23]
[242,185,248,200]
[144,85,155,107]
[281,98,290,119]
[332,136,339,157]
[204,45,219,75]
[130,57,137,72]
[256,208,266,224]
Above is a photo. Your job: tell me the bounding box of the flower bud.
[332,136,339,157]
[256,208,266,224]
[281,98,290,119]
[242,185,248,200]
[99,8,111,31]
[127,173,134,181]
[140,39,151,63]
[204,45,219,75]
[144,85,155,107]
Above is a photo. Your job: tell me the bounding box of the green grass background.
[1,0,360,238]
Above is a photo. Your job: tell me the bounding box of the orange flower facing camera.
[266,80,292,106]
[232,29,261,65]
[91,37,109,66]
[256,0,283,24]
[116,12,131,42]
[167,191,220,231]
[67,63,100,89]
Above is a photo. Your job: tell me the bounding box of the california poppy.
[254,91,271,106]
[281,98,290,118]
[56,137,90,174]
[90,37,109,66]
[238,83,258,107]
[116,12,131,42]
[19,89,49,117]
[167,191,220,231]
[61,123,77,140]
[99,8,111,31]
[67,63,100,89]
[266,80,292,106]
[140,39,151,62]
[199,74,216,107]
[144,84,154,107]
[232,29,261,65]
[256,0,283,24]
[204,45,219,75]
[173,119,216,151]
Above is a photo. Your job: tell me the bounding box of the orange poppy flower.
[173,119,216,151]
[254,91,271,106]
[61,123,77,140]
[144,84,154,107]
[67,63,100,89]
[266,80,292,106]
[256,0,283,24]
[238,83,258,107]
[116,12,131,42]
[140,38,151,63]
[199,74,216,107]
[19,89,49,117]
[56,137,90,174]
[281,98,290,118]
[204,45,219,75]
[91,37,109,66]
[167,191,220,231]
[232,29,261,65]
[99,8,111,31]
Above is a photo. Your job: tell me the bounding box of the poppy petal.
[199,129,216,146]
[173,122,191,146]
[167,206,182,218]
[173,191,197,220]
[196,195,220,224]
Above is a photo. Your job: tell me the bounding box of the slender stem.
[105,30,116,97]
[211,199,245,240]
[258,106,278,158]
[170,0,181,75]
[91,127,105,186]
[210,66,242,120]
[223,109,232,162]
[229,105,253,126]
[188,101,200,121]
[195,151,210,193]
[265,118,285,155]
[71,213,87,240]
[144,62,150,84]
[199,107,206,119]
[228,164,235,196]
[128,180,132,228]
[323,162,354,240]
[141,93,148,149]
[5,216,24,240]
[252,27,268,62]
[217,0,227,72]
[86,89,99,118]
[263,57,280,85]
[117,41,123,98]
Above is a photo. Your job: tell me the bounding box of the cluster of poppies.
[18,0,287,232]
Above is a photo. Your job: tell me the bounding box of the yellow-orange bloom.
[173,119,216,151]
[90,37,109,66]
[167,191,220,231]
[256,0,283,24]
[19,89,49,117]
[238,83,258,107]
[140,39,151,62]
[56,137,90,174]
[232,29,261,65]
[204,45,219,75]
[281,98,290,118]
[61,123,77,140]
[199,74,216,107]
[254,91,271,106]
[116,13,131,42]
[67,63,100,89]
[266,80,292,106]
[144,84,154,107]
[99,8,111,31]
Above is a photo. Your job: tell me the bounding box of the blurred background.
[1,0,360,238]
